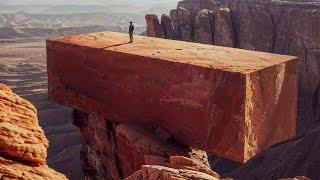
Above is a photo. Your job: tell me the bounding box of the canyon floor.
[0,38,82,179]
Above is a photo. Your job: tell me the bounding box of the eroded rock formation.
[71,110,220,179]
[0,83,66,179]
[47,31,298,163]
[126,165,219,180]
[145,14,165,38]
[226,125,320,179]
[146,0,320,136]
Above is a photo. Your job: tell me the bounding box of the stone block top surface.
[51,31,297,74]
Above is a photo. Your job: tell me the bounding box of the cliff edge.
[0,83,67,179]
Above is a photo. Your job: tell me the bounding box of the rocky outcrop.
[145,14,165,38]
[72,111,220,179]
[194,9,214,44]
[116,124,219,178]
[146,0,320,136]
[161,14,175,40]
[226,125,320,179]
[47,31,299,163]
[0,83,66,179]
[126,165,219,180]
[0,157,66,180]
[71,111,120,180]
[0,83,48,166]
[212,7,234,47]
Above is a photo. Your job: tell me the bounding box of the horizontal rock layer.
[0,157,66,180]
[146,0,320,136]
[0,83,66,179]
[47,31,298,163]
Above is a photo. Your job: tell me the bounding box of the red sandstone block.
[47,31,299,163]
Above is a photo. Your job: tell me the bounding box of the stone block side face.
[47,40,250,162]
[244,59,299,161]
[204,72,246,163]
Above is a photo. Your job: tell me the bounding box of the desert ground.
[0,39,82,179]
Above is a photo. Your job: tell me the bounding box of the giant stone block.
[47,31,299,163]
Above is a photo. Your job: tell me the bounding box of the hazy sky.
[0,0,180,6]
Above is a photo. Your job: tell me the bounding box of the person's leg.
[130,33,133,43]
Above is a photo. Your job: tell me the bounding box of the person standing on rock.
[129,21,135,43]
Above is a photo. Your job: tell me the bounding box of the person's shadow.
[101,42,131,49]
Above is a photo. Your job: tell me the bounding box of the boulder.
[145,14,165,38]
[212,7,234,47]
[126,165,219,180]
[47,31,299,163]
[147,0,320,136]
[71,111,120,180]
[177,7,192,41]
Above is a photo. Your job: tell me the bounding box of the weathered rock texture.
[0,83,66,179]
[146,0,320,136]
[126,165,219,180]
[47,31,298,163]
[71,111,220,179]
[116,124,219,178]
[145,14,165,38]
[71,110,121,180]
[226,125,320,179]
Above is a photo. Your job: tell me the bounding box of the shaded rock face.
[145,0,320,136]
[71,111,121,180]
[226,125,320,179]
[47,31,298,163]
[194,9,214,44]
[0,83,66,179]
[161,14,175,39]
[126,165,220,180]
[145,14,165,38]
[71,111,220,179]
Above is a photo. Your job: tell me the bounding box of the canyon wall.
[0,83,67,179]
[146,0,320,136]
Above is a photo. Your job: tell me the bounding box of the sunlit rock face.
[0,83,67,179]
[47,31,298,163]
[146,0,320,136]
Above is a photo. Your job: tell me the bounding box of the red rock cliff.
[146,0,320,136]
[47,31,298,163]
[0,83,67,179]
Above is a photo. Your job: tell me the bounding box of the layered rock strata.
[145,0,320,135]
[0,83,66,179]
[47,31,298,163]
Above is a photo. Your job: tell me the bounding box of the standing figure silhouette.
[129,21,135,43]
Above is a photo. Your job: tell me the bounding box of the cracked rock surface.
[0,83,66,179]
[146,0,320,136]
